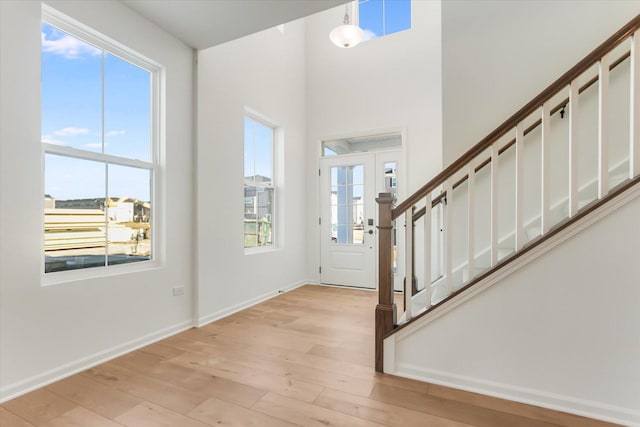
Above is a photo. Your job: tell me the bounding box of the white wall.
[0,0,194,400]
[442,0,640,166]
[389,187,640,425]
[305,1,443,282]
[196,21,309,324]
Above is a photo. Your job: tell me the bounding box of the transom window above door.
[322,132,402,157]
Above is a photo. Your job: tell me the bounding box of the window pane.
[358,0,410,40]
[244,117,273,183]
[44,154,106,272]
[41,22,102,152]
[244,118,255,181]
[385,0,411,35]
[254,122,273,183]
[107,165,152,264]
[359,0,383,38]
[244,185,273,248]
[104,53,151,161]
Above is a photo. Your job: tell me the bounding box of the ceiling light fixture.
[329,4,364,48]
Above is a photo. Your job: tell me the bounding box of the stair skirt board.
[386,182,640,425]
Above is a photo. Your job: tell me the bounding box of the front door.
[320,151,401,289]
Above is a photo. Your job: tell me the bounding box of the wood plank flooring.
[1,285,618,426]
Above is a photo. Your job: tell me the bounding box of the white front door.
[320,151,402,289]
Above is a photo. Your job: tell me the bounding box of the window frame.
[243,110,278,253]
[41,5,164,284]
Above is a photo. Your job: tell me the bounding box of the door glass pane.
[384,162,398,274]
[331,165,365,244]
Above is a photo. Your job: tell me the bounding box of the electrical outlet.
[172,286,185,296]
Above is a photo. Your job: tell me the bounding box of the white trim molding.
[0,320,193,403]
[395,364,640,427]
[197,280,309,327]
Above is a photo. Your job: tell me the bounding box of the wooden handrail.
[410,48,632,225]
[393,14,640,221]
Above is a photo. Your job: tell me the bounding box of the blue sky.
[244,117,273,182]
[359,0,411,40]
[42,1,410,202]
[42,22,151,202]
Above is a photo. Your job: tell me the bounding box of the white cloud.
[105,130,126,137]
[41,32,101,59]
[84,142,107,148]
[53,127,89,136]
[362,30,377,42]
[41,135,65,145]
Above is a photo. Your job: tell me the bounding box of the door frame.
[317,128,407,291]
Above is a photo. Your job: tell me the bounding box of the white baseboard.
[1,281,312,403]
[196,280,310,327]
[0,319,194,403]
[394,364,640,427]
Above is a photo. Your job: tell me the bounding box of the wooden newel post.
[375,192,396,372]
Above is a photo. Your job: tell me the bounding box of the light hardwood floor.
[1,285,618,426]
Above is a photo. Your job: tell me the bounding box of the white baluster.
[404,208,413,321]
[515,123,524,250]
[423,193,432,306]
[467,163,475,282]
[490,144,499,266]
[444,179,453,296]
[631,33,640,178]
[599,53,610,197]
[569,81,579,217]
[541,103,551,234]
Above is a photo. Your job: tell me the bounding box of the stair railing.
[375,14,640,372]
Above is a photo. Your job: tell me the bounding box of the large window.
[358,0,411,40]
[42,10,159,275]
[244,116,275,249]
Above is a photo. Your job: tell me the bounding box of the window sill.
[41,259,163,286]
[244,246,279,256]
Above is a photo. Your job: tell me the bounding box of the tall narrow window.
[244,116,275,249]
[358,0,411,40]
[42,12,159,275]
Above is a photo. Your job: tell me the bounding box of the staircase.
[375,14,640,425]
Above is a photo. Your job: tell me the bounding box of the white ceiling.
[120,0,346,49]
